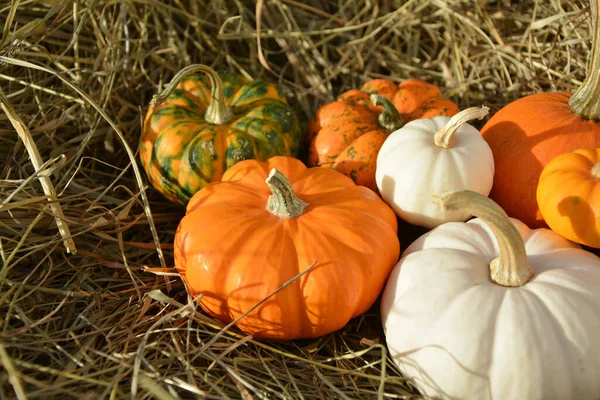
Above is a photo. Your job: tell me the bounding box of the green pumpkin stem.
[440,190,534,287]
[434,106,490,148]
[150,64,233,125]
[265,168,309,219]
[370,94,404,131]
[568,0,600,121]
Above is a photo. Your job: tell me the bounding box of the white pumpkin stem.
[370,94,404,131]
[433,106,490,148]
[150,64,233,125]
[592,162,600,179]
[440,190,534,287]
[265,168,309,219]
[568,0,600,120]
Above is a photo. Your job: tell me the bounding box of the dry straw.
[0,0,594,398]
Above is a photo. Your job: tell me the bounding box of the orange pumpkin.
[307,79,459,190]
[174,156,400,340]
[480,1,600,228]
[537,148,600,248]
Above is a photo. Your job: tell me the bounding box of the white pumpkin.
[381,190,600,400]
[375,105,494,229]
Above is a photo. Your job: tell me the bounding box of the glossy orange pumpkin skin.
[307,79,459,190]
[481,92,600,228]
[174,156,400,340]
[537,148,600,248]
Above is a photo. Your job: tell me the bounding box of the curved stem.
[434,106,490,148]
[568,0,600,121]
[440,190,534,287]
[150,64,233,125]
[592,161,600,179]
[370,94,404,131]
[265,168,309,219]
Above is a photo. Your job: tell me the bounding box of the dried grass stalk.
[0,0,595,398]
[0,88,76,255]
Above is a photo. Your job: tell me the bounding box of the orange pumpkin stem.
[568,0,600,121]
[370,94,404,131]
[440,190,534,287]
[149,64,233,124]
[433,106,490,148]
[265,168,309,219]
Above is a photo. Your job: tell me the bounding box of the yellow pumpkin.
[537,148,600,248]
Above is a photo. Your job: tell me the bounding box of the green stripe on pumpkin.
[225,130,259,168]
[141,69,301,204]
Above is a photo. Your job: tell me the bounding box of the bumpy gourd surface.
[141,72,302,204]
[307,79,459,190]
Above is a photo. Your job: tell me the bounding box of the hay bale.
[0,0,593,398]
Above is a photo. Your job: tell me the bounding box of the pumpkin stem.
[568,0,600,120]
[149,64,233,125]
[370,94,404,131]
[592,162,600,179]
[440,190,534,287]
[265,168,310,219]
[433,106,490,148]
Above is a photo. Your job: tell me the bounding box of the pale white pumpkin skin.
[375,117,494,229]
[381,218,600,400]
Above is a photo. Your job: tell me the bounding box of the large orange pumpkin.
[480,2,600,228]
[537,148,600,248]
[307,79,459,190]
[173,156,400,340]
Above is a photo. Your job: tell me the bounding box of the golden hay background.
[0,0,595,398]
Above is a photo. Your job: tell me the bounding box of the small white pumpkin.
[381,190,600,400]
[375,104,494,229]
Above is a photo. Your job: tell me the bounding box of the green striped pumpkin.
[141,65,302,204]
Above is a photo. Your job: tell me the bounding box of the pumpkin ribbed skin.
[391,79,460,121]
[307,79,459,190]
[381,215,600,400]
[141,71,302,204]
[481,0,600,228]
[537,148,600,247]
[481,92,600,228]
[174,156,400,340]
[375,107,494,229]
